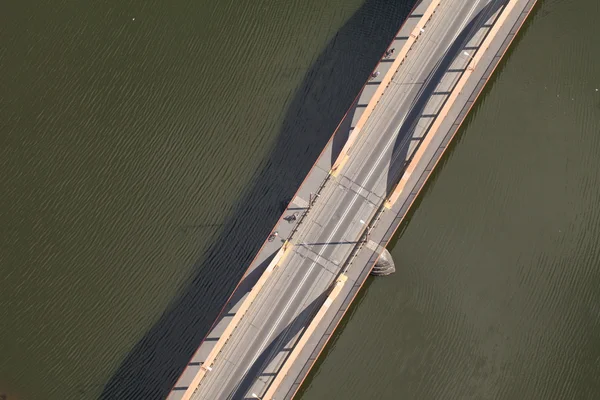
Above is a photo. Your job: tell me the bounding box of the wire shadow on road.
[99,1,416,399]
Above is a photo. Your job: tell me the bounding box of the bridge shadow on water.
[99,1,416,399]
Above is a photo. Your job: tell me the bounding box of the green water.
[1,0,599,399]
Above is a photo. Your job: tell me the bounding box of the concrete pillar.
[371,248,396,276]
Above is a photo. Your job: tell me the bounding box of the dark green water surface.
[1,0,599,399]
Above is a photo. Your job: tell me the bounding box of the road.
[189,0,508,398]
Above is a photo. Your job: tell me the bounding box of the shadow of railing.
[212,249,278,330]
[99,1,415,399]
[385,0,507,194]
[292,277,375,399]
[232,292,329,400]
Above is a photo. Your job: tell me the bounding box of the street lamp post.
[463,51,476,71]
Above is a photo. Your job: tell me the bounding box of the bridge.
[168,0,538,398]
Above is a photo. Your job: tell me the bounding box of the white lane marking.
[228,1,492,397]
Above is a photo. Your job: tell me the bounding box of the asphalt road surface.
[192,0,505,398]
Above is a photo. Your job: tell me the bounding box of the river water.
[1,0,599,399]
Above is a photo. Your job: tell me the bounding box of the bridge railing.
[286,171,332,244]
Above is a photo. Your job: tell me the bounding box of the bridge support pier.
[371,248,396,276]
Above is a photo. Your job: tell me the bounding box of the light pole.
[463,51,476,71]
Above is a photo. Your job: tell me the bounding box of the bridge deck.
[167,0,538,398]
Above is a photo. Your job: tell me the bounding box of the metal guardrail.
[261,275,347,400]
